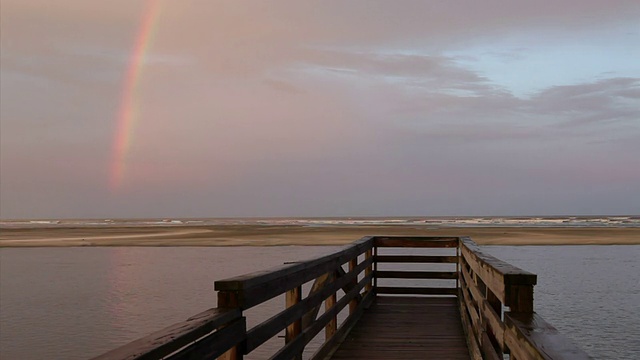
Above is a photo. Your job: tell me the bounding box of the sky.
[1,1,639,219]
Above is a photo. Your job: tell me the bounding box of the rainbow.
[110,0,163,190]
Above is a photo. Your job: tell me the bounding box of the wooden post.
[507,285,533,313]
[326,290,337,340]
[286,286,302,360]
[349,258,358,314]
[456,245,460,290]
[365,249,373,292]
[217,291,242,360]
[373,245,378,291]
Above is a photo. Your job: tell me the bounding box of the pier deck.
[94,236,591,360]
[330,296,469,359]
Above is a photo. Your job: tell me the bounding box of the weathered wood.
[285,287,302,340]
[330,297,470,359]
[244,258,373,353]
[271,274,372,360]
[325,292,337,340]
[459,289,483,360]
[459,274,481,344]
[215,237,373,291]
[349,258,358,314]
[301,273,332,330]
[91,308,241,360]
[459,237,536,306]
[504,312,592,360]
[507,285,534,313]
[364,249,373,292]
[374,236,459,248]
[312,290,375,360]
[460,258,505,351]
[480,331,501,360]
[376,286,458,296]
[215,238,373,309]
[168,318,246,360]
[95,235,591,360]
[376,270,457,279]
[375,255,458,263]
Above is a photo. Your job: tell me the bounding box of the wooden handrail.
[90,308,243,360]
[458,236,591,359]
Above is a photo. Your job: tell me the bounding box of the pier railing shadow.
[92,236,590,360]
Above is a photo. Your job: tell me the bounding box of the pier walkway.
[93,236,591,360]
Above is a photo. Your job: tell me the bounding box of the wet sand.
[1,225,639,247]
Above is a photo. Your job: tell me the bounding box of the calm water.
[1,245,639,359]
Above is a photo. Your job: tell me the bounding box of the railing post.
[365,249,373,292]
[348,258,358,314]
[373,245,378,290]
[286,285,302,360]
[217,291,243,360]
[326,273,337,340]
[507,285,534,313]
[456,244,460,290]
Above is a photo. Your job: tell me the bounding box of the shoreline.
[1,225,639,247]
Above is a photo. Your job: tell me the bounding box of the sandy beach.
[1,225,639,247]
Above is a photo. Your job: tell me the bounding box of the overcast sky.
[1,1,639,219]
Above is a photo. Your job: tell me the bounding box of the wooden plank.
[270,274,372,360]
[325,292,337,340]
[481,331,501,360]
[504,312,592,360]
[459,290,483,360]
[167,318,246,360]
[376,287,457,296]
[312,290,375,360]
[349,258,358,314]
[285,286,302,347]
[374,236,459,248]
[91,308,242,360]
[330,296,470,359]
[460,259,505,351]
[458,275,481,341]
[376,270,457,279]
[215,238,373,309]
[459,237,536,306]
[375,255,458,263]
[301,273,332,331]
[364,249,373,292]
[215,237,373,291]
[245,258,373,353]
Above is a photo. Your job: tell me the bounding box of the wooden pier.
[93,236,591,360]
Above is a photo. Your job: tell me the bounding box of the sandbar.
[1,225,639,247]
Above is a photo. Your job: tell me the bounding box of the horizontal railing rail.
[458,236,591,360]
[91,308,244,360]
[373,236,459,297]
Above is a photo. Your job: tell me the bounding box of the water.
[1,245,639,359]
[2,215,639,228]
[482,245,640,360]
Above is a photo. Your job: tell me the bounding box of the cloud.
[2,1,639,217]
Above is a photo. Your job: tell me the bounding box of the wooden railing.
[458,236,591,360]
[93,236,590,360]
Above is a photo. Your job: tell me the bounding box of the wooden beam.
[374,236,458,248]
[504,312,591,360]
[285,286,302,360]
[91,308,242,360]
